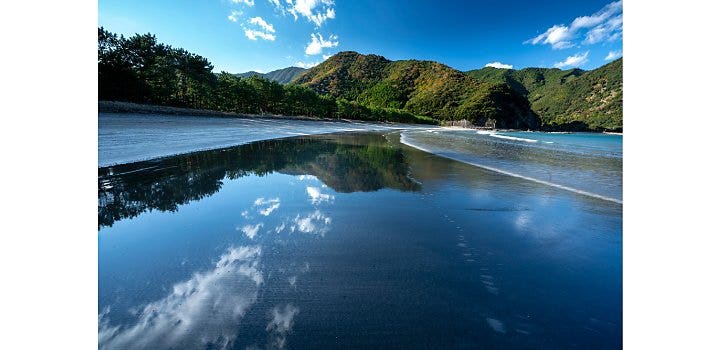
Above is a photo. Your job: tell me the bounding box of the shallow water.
[98,113,433,167]
[401,129,623,203]
[98,132,622,349]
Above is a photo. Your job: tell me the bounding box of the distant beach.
[98,112,433,167]
[99,101,348,122]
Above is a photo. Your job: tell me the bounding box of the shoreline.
[439,126,623,135]
[100,101,621,134]
[398,133,623,205]
[100,101,361,124]
[98,113,435,168]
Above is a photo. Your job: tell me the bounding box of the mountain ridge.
[293,51,540,129]
[236,66,307,84]
[98,27,620,130]
[290,51,621,131]
[466,58,622,131]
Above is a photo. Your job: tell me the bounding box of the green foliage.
[357,81,409,109]
[466,60,622,131]
[294,52,539,129]
[235,67,307,84]
[98,28,437,124]
[335,98,437,124]
[292,52,392,100]
[98,27,216,108]
[99,27,620,130]
[532,60,622,131]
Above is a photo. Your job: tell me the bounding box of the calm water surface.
[98,132,622,349]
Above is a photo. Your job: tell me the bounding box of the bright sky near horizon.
[98,0,623,74]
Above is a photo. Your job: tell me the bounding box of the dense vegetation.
[98,28,435,124]
[99,28,621,130]
[293,52,540,129]
[466,59,623,131]
[98,28,216,108]
[236,67,307,84]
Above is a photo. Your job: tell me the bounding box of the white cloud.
[554,51,589,68]
[605,50,622,60]
[245,29,276,41]
[305,33,338,55]
[288,0,336,27]
[266,304,300,349]
[260,203,279,216]
[527,24,574,49]
[240,223,264,239]
[228,10,243,22]
[570,1,622,30]
[231,0,255,6]
[526,1,622,49]
[486,318,506,334]
[484,61,513,69]
[270,305,299,329]
[267,0,289,17]
[274,222,287,233]
[295,61,321,68]
[243,16,276,41]
[322,54,332,60]
[253,197,281,216]
[99,246,263,349]
[306,186,334,204]
[584,15,623,44]
[253,198,268,206]
[291,210,332,235]
[515,211,531,230]
[249,16,275,33]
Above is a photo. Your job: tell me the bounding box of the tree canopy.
[98,28,437,124]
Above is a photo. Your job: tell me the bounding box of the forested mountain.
[466,59,622,131]
[98,28,434,124]
[236,67,306,84]
[98,28,621,130]
[293,52,540,129]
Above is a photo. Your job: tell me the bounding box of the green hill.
[466,58,622,131]
[236,66,307,84]
[293,51,539,129]
[99,27,620,130]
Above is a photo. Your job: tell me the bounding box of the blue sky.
[98,0,623,73]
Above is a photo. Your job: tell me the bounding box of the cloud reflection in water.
[306,186,334,205]
[292,210,332,236]
[98,246,263,349]
[254,197,281,216]
[239,223,264,239]
[266,304,300,349]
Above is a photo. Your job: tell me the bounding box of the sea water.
[98,131,622,349]
[401,129,623,203]
[98,113,434,167]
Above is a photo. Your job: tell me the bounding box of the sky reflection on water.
[99,132,622,349]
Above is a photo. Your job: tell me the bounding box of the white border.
[1,0,720,348]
